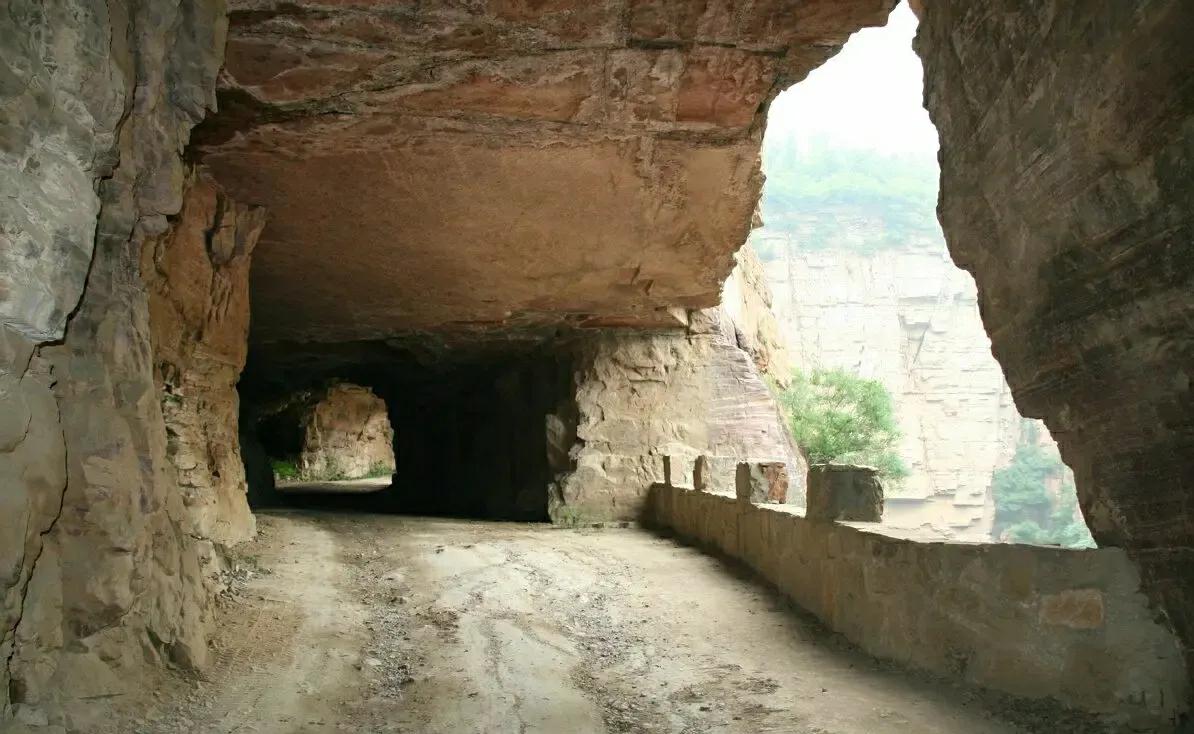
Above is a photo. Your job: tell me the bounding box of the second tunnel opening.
[240,338,575,522]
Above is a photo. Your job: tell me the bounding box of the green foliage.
[756,137,943,256]
[553,505,590,529]
[775,368,908,482]
[271,458,299,480]
[991,421,1095,549]
[364,461,394,479]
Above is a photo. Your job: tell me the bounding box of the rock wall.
[300,383,395,480]
[754,228,1023,539]
[0,0,231,726]
[651,480,1189,730]
[551,310,804,524]
[142,170,265,552]
[914,1,1194,676]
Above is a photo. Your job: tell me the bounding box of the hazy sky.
[764,3,939,157]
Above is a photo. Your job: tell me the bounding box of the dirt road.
[113,512,1091,733]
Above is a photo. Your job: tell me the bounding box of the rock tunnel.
[1,0,1192,730]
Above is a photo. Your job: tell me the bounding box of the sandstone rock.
[1040,590,1105,631]
[0,0,228,723]
[142,170,266,549]
[915,0,1194,672]
[806,465,884,522]
[721,244,792,381]
[551,315,801,522]
[196,0,896,345]
[735,462,790,505]
[299,383,396,480]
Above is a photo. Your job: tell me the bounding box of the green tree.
[775,368,908,481]
[991,421,1095,549]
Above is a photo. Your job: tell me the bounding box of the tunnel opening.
[239,337,574,522]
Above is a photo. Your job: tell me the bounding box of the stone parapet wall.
[649,481,1189,730]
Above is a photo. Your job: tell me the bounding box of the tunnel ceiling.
[195,0,895,346]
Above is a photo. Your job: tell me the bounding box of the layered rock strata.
[915,0,1194,675]
[550,309,804,523]
[754,230,1022,538]
[198,0,897,344]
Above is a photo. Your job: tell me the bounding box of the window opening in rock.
[751,4,1094,547]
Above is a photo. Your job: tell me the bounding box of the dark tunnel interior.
[239,338,577,522]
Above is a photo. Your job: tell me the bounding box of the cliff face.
[550,312,804,524]
[142,171,266,555]
[915,0,1194,673]
[0,1,236,725]
[754,222,1022,540]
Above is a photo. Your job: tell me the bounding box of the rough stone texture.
[914,1,1194,676]
[299,383,395,480]
[0,3,126,342]
[754,230,1024,538]
[721,243,792,380]
[806,464,884,522]
[0,0,229,726]
[550,310,803,524]
[650,483,1190,730]
[197,0,896,345]
[735,461,789,505]
[693,455,712,492]
[386,354,571,521]
[142,170,266,550]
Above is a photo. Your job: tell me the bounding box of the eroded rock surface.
[142,170,267,551]
[915,0,1194,673]
[551,309,804,523]
[299,383,396,480]
[198,0,896,344]
[0,0,229,726]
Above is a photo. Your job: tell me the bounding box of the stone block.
[806,464,883,522]
[693,454,711,492]
[734,461,788,504]
[1039,589,1105,630]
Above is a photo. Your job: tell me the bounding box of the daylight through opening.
[753,5,1094,548]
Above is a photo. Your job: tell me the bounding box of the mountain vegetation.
[775,368,908,482]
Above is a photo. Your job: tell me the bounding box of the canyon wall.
[915,0,1194,675]
[753,225,1023,540]
[0,1,234,727]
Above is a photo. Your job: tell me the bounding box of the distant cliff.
[751,213,1024,540]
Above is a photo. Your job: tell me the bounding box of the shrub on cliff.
[776,368,908,481]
